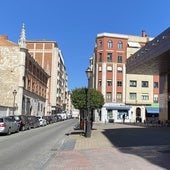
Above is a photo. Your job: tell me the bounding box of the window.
[118,41,123,49]
[106,92,112,102]
[141,81,149,87]
[154,82,159,88]
[117,55,122,63]
[98,80,102,86]
[107,53,112,62]
[117,92,122,102]
[98,53,102,62]
[117,67,123,73]
[130,80,137,87]
[98,66,102,72]
[141,93,149,100]
[98,40,103,48]
[107,66,112,72]
[129,93,137,100]
[117,80,122,87]
[153,94,158,103]
[107,80,112,86]
[107,40,113,48]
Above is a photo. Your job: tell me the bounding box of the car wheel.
[7,128,11,135]
[21,126,25,131]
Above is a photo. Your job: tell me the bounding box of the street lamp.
[85,67,92,137]
[13,90,17,115]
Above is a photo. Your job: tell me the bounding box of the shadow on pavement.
[102,124,170,169]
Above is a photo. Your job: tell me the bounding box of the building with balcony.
[90,31,159,123]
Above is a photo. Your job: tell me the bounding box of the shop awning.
[105,105,132,110]
[146,107,159,114]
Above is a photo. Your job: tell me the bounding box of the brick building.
[26,35,69,115]
[90,31,159,123]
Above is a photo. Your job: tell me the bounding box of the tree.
[71,87,104,111]
[71,87,104,130]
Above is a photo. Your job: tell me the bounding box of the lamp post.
[85,67,92,137]
[13,90,17,115]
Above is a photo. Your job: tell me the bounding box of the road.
[0,119,78,170]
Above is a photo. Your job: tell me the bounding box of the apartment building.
[26,35,69,115]
[0,29,49,116]
[91,31,159,123]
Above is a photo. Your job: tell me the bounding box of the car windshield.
[0,118,3,122]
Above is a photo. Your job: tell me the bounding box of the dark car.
[10,115,30,131]
[42,116,53,124]
[27,116,40,128]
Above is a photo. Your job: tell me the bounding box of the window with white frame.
[107,40,113,48]
[98,40,103,48]
[107,53,112,62]
[117,55,122,63]
[117,92,122,102]
[98,66,102,72]
[106,92,112,102]
[98,80,102,86]
[129,93,137,100]
[153,94,158,103]
[117,67,123,73]
[117,41,123,49]
[141,93,149,100]
[107,66,112,72]
[107,80,112,86]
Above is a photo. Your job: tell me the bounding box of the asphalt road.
[0,119,78,170]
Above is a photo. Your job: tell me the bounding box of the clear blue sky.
[0,0,169,90]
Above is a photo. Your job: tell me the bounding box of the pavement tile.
[44,123,166,170]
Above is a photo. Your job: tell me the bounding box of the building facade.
[0,28,49,117]
[90,31,159,123]
[26,38,69,115]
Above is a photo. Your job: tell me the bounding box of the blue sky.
[0,0,170,90]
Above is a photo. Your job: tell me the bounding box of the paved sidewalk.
[43,123,166,170]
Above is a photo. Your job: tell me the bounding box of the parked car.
[10,115,30,131]
[36,116,47,126]
[0,116,19,135]
[27,116,40,128]
[42,116,53,124]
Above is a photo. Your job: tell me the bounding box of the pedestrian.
[123,114,125,123]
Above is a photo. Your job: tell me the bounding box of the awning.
[106,105,131,110]
[128,42,141,48]
[146,107,159,114]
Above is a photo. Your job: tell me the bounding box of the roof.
[0,35,18,47]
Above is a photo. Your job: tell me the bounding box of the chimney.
[0,35,8,40]
[142,30,147,37]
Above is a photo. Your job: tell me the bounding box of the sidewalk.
[43,123,165,170]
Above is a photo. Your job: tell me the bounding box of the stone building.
[0,25,49,117]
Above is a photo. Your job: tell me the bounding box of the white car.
[36,117,47,126]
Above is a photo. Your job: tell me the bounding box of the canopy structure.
[146,107,159,114]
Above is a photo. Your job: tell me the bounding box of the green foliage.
[71,87,104,110]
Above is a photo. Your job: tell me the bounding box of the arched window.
[107,40,113,48]
[117,41,123,49]
[98,40,103,48]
